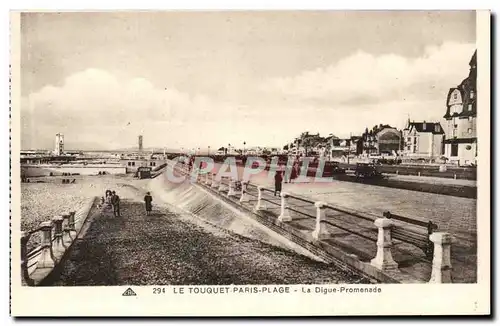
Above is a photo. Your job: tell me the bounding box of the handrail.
[325,203,377,223]
[260,197,281,207]
[21,197,97,286]
[27,226,44,236]
[286,193,316,206]
[383,211,436,229]
[287,206,315,220]
[322,220,378,242]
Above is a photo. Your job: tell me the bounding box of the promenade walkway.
[236,184,476,283]
[197,163,477,283]
[53,186,368,285]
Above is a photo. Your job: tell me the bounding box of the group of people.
[102,190,121,217]
[100,190,154,217]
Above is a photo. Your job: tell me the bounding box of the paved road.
[384,174,476,187]
[53,189,369,285]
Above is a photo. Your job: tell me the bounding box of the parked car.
[354,163,383,179]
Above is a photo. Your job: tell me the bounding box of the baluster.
[429,232,453,283]
[278,192,292,222]
[312,202,329,240]
[254,186,266,211]
[21,232,34,286]
[240,182,250,203]
[370,218,398,271]
[37,221,56,268]
[62,212,73,244]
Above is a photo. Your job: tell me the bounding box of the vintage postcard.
[10,10,490,316]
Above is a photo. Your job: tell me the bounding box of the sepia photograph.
[10,9,490,316]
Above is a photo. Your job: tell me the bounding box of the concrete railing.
[20,197,98,286]
[175,162,454,283]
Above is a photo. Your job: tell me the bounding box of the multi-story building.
[402,121,445,159]
[443,50,477,166]
[349,136,363,155]
[361,125,401,155]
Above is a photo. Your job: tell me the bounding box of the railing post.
[240,182,250,203]
[227,178,237,196]
[62,212,73,244]
[254,186,266,211]
[21,232,34,286]
[211,175,219,188]
[205,173,210,185]
[370,218,398,271]
[68,211,76,235]
[37,221,56,268]
[278,192,292,222]
[312,201,329,240]
[218,177,226,192]
[429,232,453,283]
[52,216,66,253]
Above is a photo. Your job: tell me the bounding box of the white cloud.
[21,42,477,150]
[261,42,476,106]
[21,68,238,150]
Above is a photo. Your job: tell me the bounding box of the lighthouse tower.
[54,133,64,156]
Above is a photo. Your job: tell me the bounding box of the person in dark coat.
[111,191,120,217]
[290,162,299,183]
[144,192,153,216]
[274,171,283,196]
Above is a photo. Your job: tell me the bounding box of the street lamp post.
[228,143,231,155]
[243,141,246,156]
[208,146,210,156]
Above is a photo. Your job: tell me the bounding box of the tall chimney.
[138,135,143,152]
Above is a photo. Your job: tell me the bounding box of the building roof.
[469,50,477,67]
[444,50,477,119]
[407,121,445,134]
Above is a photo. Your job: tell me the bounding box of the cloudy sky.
[20,11,476,151]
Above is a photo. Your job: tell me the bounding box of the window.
[406,146,411,151]
[407,137,411,143]
[470,90,475,99]
[435,124,440,133]
[132,162,135,166]
[469,116,473,122]
[468,128,472,134]
[451,144,458,157]
[413,138,417,144]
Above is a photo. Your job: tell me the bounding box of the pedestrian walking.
[290,162,299,183]
[274,171,283,196]
[111,191,121,217]
[144,192,153,216]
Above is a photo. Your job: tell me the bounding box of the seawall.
[147,170,327,263]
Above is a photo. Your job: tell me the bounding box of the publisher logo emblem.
[122,288,137,296]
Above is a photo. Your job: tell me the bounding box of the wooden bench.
[383,211,438,259]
